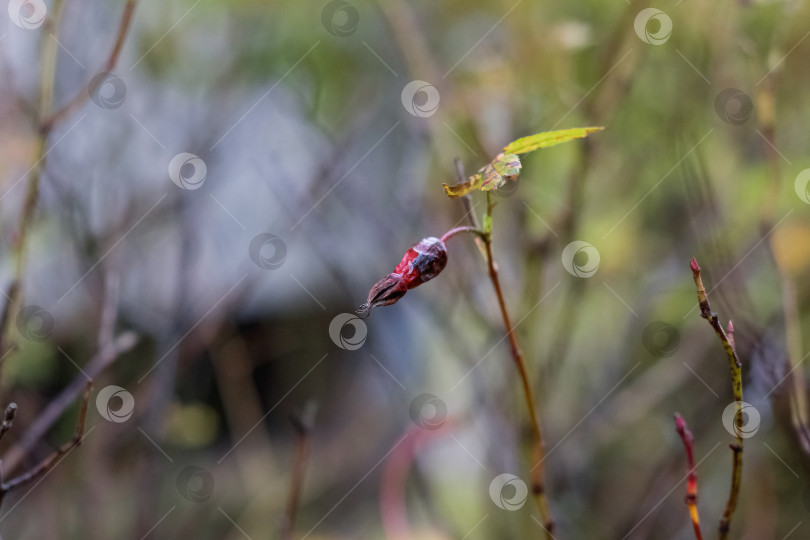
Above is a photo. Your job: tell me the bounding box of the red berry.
[357,237,448,318]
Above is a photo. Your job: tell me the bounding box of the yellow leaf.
[443,173,483,199]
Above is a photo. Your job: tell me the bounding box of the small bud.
[690,257,700,273]
[357,237,448,318]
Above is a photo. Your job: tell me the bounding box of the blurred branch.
[0,0,139,384]
[673,413,703,540]
[690,258,743,539]
[281,404,317,540]
[42,0,139,131]
[755,80,810,457]
[1,331,137,474]
[0,0,67,371]
[380,421,456,540]
[0,382,92,509]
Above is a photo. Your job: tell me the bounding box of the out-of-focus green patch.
[164,402,220,448]
[7,343,57,388]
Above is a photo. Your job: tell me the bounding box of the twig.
[281,403,317,540]
[673,413,703,540]
[0,381,92,509]
[0,403,17,443]
[690,258,743,539]
[0,0,66,367]
[483,192,554,536]
[1,332,137,474]
[440,226,486,243]
[0,0,139,378]
[41,0,139,131]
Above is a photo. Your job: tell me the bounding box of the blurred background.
[0,0,809,538]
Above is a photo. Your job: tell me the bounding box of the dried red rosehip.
[357,237,448,318]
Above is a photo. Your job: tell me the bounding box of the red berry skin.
[394,237,448,289]
[357,237,448,318]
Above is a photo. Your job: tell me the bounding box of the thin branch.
[483,192,554,536]
[41,0,139,131]
[281,403,317,540]
[0,0,67,367]
[690,258,743,540]
[0,1,138,379]
[440,226,486,243]
[0,382,92,509]
[1,332,137,474]
[674,413,703,540]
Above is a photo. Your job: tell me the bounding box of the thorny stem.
[690,258,743,540]
[483,192,554,537]
[674,413,703,540]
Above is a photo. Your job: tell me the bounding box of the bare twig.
[281,403,317,540]
[690,258,743,539]
[674,413,703,540]
[0,382,92,508]
[41,0,139,131]
[0,0,139,380]
[1,332,137,474]
[0,403,17,443]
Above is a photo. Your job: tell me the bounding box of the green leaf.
[480,163,503,191]
[502,127,604,155]
[443,173,482,199]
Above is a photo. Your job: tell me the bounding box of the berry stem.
[440,226,486,243]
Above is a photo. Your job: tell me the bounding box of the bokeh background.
[0,0,809,538]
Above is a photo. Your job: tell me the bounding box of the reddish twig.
[674,413,703,540]
[381,420,456,540]
[0,382,92,509]
[281,404,316,540]
[690,258,743,539]
[440,226,486,243]
[483,193,553,536]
